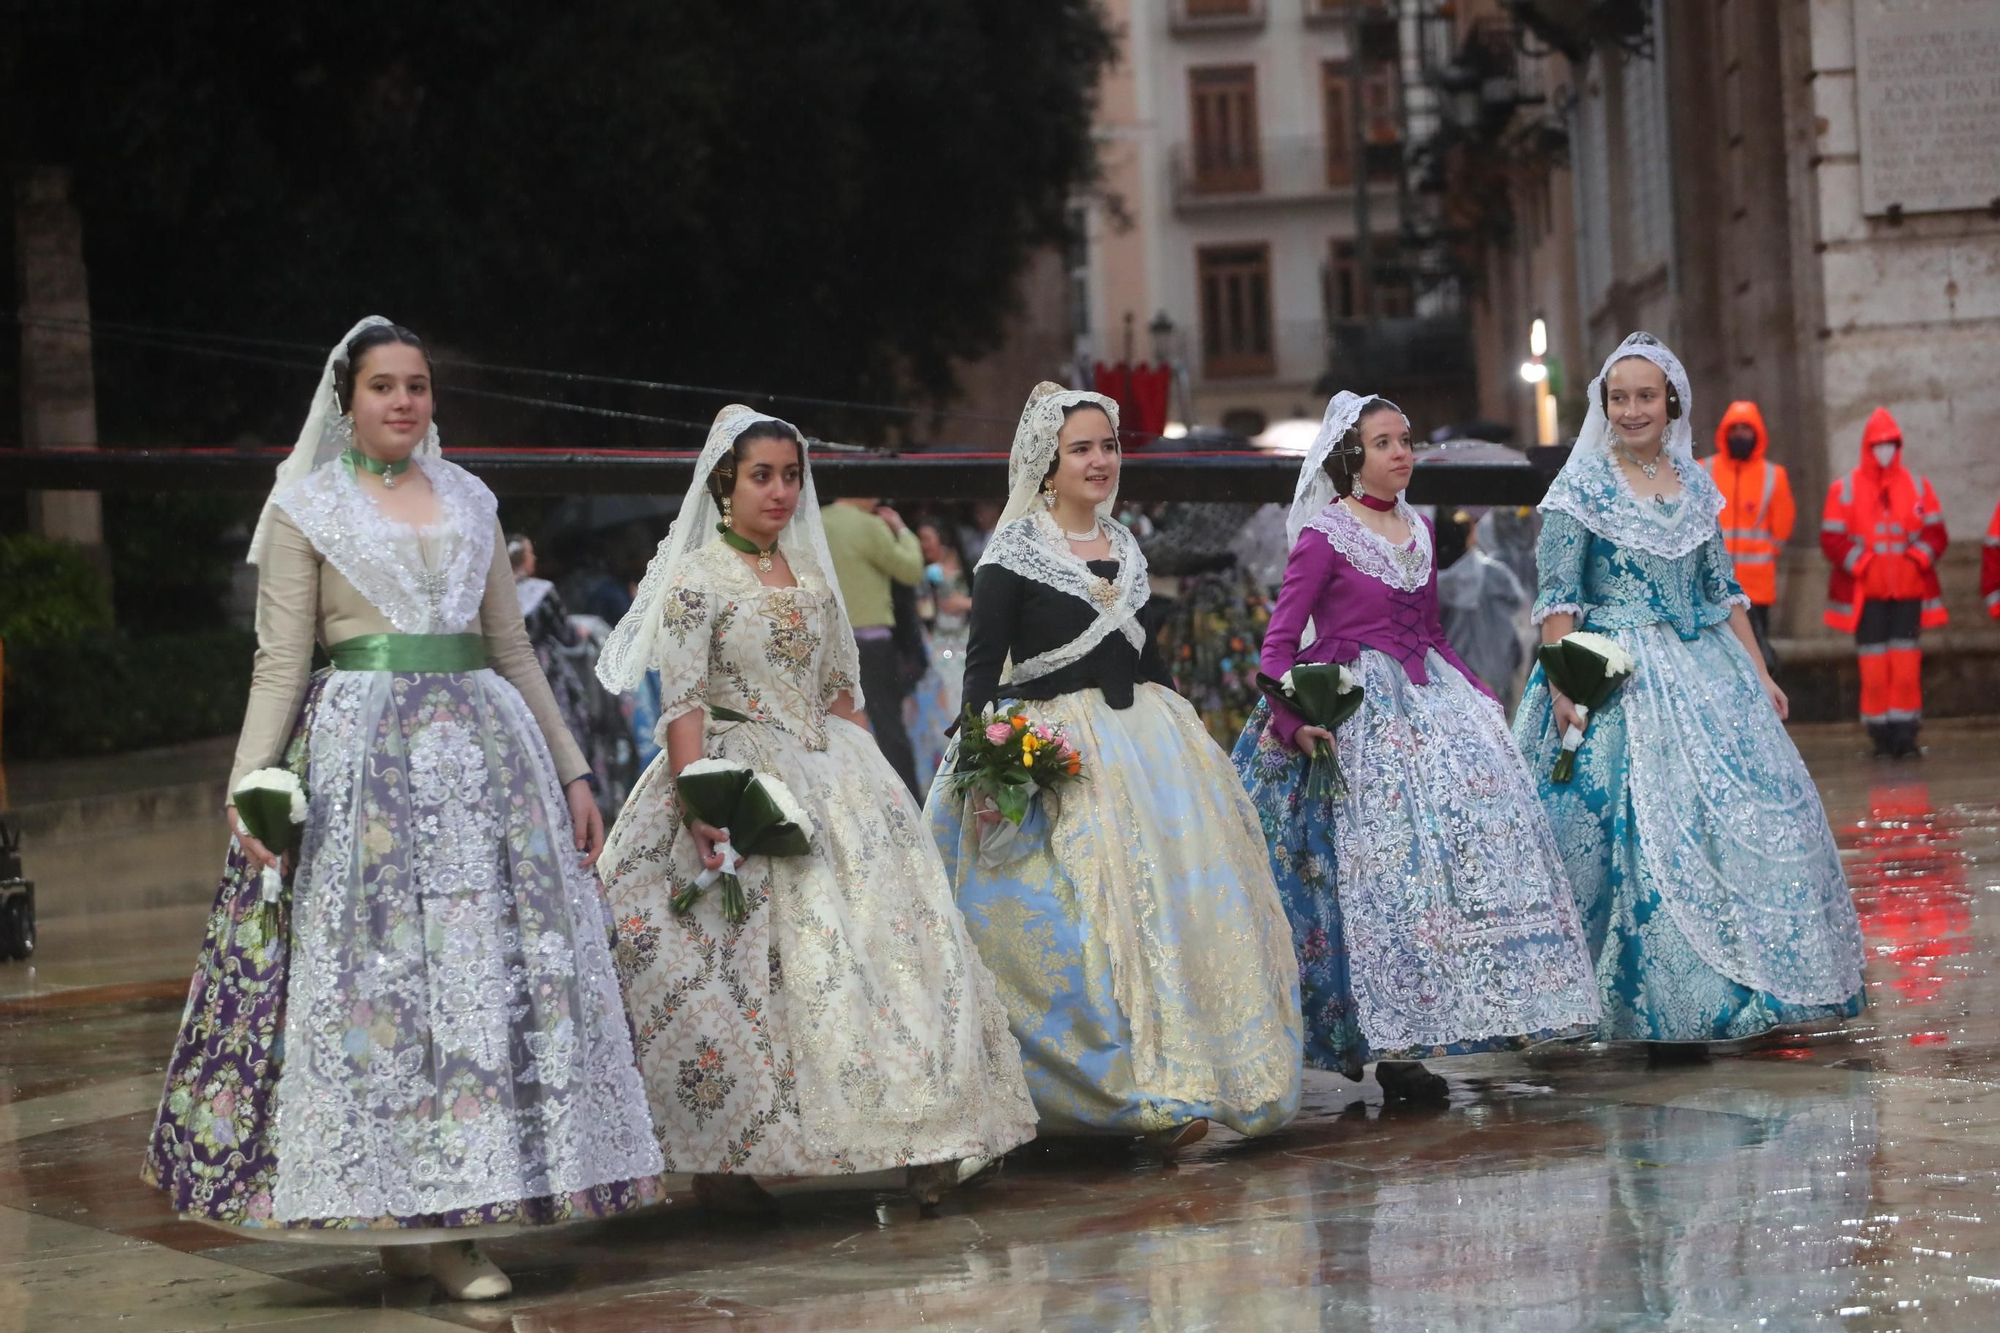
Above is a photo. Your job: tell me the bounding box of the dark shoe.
[1144,1118,1210,1159]
[1645,1041,1712,1065]
[1376,1060,1450,1105]
[1868,724,1895,758]
[693,1172,781,1222]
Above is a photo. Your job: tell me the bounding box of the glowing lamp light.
[1519,360,1549,384]
[1529,317,1549,358]
[1163,421,1189,439]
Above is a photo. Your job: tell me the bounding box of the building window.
[1322,59,1400,187]
[1189,65,1262,194]
[1198,243,1275,378]
[1329,239,1413,320]
[1063,206,1091,347]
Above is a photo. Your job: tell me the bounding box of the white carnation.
[1337,665,1360,693]
[235,767,307,823]
[1279,669,1297,694]
[754,773,815,840]
[679,757,751,779]
[1563,630,1636,675]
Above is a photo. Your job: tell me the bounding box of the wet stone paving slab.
[2,719,1998,1331]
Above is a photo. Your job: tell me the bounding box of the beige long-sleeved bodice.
[229,458,588,793]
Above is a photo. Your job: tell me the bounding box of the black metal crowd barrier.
[0,445,1568,506]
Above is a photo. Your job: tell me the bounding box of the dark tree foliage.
[8,1,1115,448]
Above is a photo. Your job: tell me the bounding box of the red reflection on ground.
[1841,782,1970,1015]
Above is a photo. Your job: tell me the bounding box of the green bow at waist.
[326,633,489,673]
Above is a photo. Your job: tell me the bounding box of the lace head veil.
[1286,390,1408,547]
[249,315,442,565]
[971,381,1149,691]
[1540,331,1723,558]
[987,381,1125,537]
[596,404,862,704]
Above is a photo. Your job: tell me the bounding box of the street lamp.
[1522,314,1557,445]
[1150,310,1193,430]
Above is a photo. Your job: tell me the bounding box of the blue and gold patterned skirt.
[925,683,1302,1136]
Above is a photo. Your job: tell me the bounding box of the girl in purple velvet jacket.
[1229,392,1599,1100]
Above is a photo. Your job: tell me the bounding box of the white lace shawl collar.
[979,511,1149,685]
[276,456,498,634]
[1304,497,1433,592]
[1539,442,1724,560]
[686,534,834,601]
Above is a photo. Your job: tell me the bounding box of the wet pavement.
[2,719,1997,1331]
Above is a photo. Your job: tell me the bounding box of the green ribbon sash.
[326,633,488,673]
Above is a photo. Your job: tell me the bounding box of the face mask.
[1726,435,1756,461]
[1872,442,1899,469]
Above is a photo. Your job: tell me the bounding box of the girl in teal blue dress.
[1514,334,1866,1044]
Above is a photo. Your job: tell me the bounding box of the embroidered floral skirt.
[600,711,1037,1176]
[1514,622,1867,1042]
[1234,651,1600,1076]
[927,683,1302,1137]
[143,668,664,1236]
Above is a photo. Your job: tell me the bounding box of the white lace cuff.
[1531,602,1585,626]
[1721,592,1753,611]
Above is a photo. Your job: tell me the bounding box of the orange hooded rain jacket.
[1702,401,1794,607]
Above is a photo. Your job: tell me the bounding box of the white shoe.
[379,1245,430,1279]
[431,1241,512,1302]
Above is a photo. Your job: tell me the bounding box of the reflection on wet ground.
[2,719,1998,1331]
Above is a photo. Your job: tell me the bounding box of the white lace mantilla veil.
[596,404,863,706]
[1285,389,1411,548]
[974,381,1151,689]
[1538,331,1724,558]
[248,315,443,566]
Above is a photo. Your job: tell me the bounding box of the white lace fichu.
[249,316,442,567]
[596,406,862,706]
[1539,332,1724,560]
[275,456,496,633]
[1304,497,1433,592]
[1286,390,1410,549]
[975,383,1149,687]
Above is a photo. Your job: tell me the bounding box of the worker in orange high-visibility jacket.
[1821,406,1948,758]
[1703,400,1794,675]
[1982,499,2000,622]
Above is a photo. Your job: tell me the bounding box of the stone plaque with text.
[1856,0,2000,216]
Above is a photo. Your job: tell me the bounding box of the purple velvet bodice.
[1261,508,1496,747]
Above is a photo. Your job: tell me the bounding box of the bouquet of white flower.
[1256,662,1364,800]
[674,758,815,925]
[231,768,307,936]
[1537,630,1638,783]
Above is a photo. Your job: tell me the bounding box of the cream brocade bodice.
[653,541,858,752]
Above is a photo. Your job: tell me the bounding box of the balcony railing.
[1169,0,1267,35]
[1170,135,1403,210]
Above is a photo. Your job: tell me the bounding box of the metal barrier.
[0,445,1568,507]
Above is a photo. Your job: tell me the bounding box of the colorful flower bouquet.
[1537,629,1637,783]
[232,768,307,937]
[674,758,814,925]
[1257,663,1363,800]
[949,706,1086,868]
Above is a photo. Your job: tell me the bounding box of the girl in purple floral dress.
[141,319,661,1301]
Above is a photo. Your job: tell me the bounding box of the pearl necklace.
[1617,442,1662,480]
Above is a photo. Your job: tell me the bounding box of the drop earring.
[1041,482,1057,510]
[721,496,734,526]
